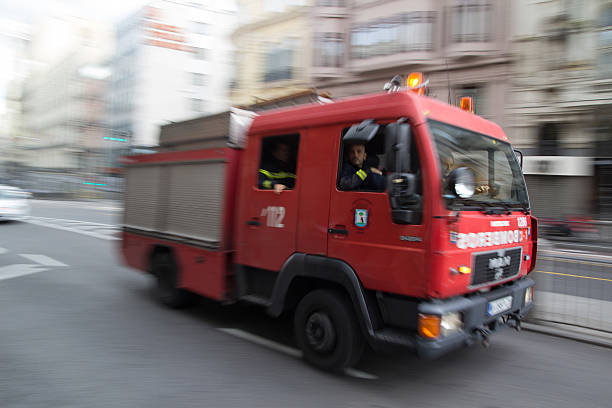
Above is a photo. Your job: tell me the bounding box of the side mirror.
[514,149,524,169]
[447,167,476,198]
[387,172,421,224]
[384,121,411,173]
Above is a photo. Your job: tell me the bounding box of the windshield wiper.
[451,198,510,215]
[448,197,490,212]
[501,201,531,215]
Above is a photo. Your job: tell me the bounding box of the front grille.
[471,247,522,287]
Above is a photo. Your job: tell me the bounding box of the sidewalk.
[523,321,612,349]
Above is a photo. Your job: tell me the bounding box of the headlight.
[524,286,534,305]
[441,312,463,336]
[418,312,463,339]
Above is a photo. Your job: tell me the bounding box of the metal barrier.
[528,250,612,334]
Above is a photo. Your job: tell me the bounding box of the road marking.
[26,216,116,228]
[21,217,119,241]
[344,368,379,380]
[538,255,612,268]
[218,328,302,357]
[535,270,612,283]
[0,264,47,281]
[217,328,378,380]
[18,254,67,267]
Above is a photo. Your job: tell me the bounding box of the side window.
[338,126,386,192]
[337,123,421,193]
[257,134,299,191]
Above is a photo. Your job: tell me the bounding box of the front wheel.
[294,289,365,372]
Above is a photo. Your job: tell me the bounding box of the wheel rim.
[305,312,336,353]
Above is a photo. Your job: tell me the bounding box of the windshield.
[429,120,529,210]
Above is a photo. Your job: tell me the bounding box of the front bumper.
[415,277,534,359]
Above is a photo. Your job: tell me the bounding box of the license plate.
[487,295,513,316]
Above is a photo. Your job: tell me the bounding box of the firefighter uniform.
[258,159,296,190]
[340,162,385,191]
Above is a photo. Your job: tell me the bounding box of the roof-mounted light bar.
[384,72,429,95]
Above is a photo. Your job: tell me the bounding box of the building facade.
[0,19,30,182]
[232,0,612,220]
[312,0,513,129]
[108,0,237,148]
[509,0,612,219]
[19,16,113,197]
[232,0,512,126]
[230,0,312,106]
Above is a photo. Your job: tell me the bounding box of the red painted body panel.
[123,147,228,165]
[429,213,534,298]
[122,231,229,300]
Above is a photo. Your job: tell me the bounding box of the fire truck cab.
[121,77,536,372]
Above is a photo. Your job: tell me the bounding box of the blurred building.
[19,16,113,195]
[509,0,612,219]
[232,0,512,128]
[231,0,312,106]
[232,0,612,220]
[108,0,237,148]
[0,19,30,182]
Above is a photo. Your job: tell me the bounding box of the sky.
[0,0,150,24]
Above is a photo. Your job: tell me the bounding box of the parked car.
[0,185,31,220]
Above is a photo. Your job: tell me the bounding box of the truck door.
[235,134,301,271]
[327,120,427,296]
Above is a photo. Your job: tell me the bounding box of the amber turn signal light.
[418,314,441,339]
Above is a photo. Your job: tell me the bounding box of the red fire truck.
[120,74,536,372]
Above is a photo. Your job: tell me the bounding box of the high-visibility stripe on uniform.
[262,180,272,189]
[259,169,296,179]
[356,169,367,181]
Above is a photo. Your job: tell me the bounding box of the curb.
[522,321,612,349]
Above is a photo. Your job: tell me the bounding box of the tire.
[151,252,192,308]
[294,289,365,372]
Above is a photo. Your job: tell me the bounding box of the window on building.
[263,40,296,82]
[317,0,345,6]
[350,11,434,60]
[451,0,492,43]
[598,5,612,76]
[191,98,204,112]
[538,123,560,156]
[192,72,206,86]
[257,134,300,191]
[314,33,344,67]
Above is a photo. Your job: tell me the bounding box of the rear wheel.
[294,289,365,372]
[151,252,191,308]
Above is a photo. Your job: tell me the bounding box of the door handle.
[328,227,348,235]
[247,220,261,226]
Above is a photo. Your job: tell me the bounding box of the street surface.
[1,200,611,407]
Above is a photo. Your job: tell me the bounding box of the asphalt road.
[1,201,611,407]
